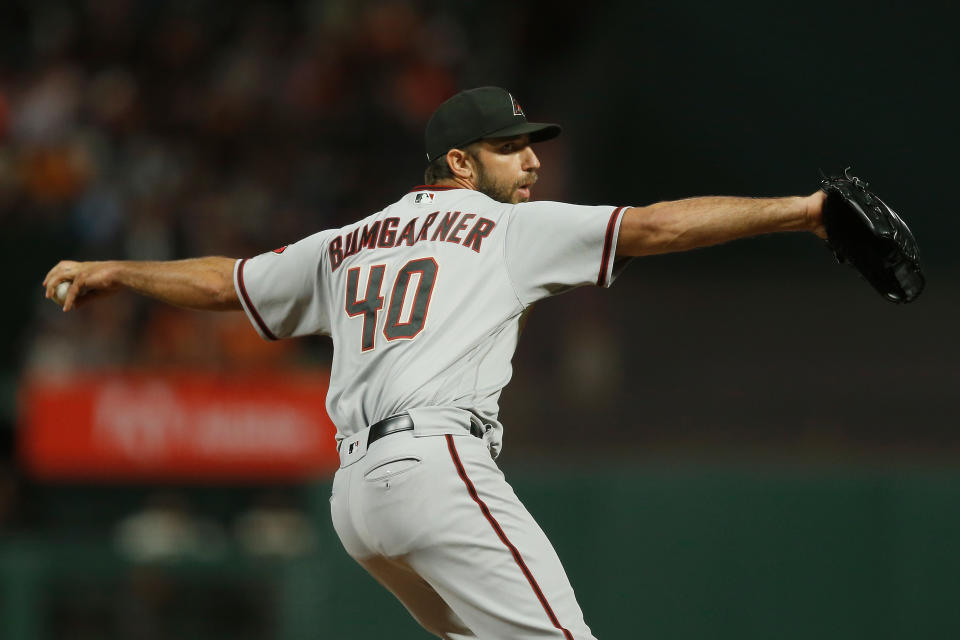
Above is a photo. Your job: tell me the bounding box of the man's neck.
[434,176,476,191]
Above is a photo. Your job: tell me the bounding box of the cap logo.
[509,93,524,117]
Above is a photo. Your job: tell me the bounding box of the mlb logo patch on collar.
[414,192,435,204]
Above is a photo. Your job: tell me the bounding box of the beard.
[475,164,537,204]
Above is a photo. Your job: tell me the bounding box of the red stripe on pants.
[445,435,575,640]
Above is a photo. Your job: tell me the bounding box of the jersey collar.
[408,184,465,193]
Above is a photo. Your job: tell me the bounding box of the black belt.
[339,411,485,453]
[367,412,415,446]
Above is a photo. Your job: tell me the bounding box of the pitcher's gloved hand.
[820,169,925,303]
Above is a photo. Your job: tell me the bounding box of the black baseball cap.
[424,86,562,163]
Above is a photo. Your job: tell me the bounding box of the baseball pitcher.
[47,87,886,639]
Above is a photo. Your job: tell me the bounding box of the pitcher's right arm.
[43,257,240,312]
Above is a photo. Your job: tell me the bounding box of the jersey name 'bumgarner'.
[329,209,497,270]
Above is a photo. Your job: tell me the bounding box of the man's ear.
[446,148,476,180]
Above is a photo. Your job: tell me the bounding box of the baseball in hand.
[53,281,71,306]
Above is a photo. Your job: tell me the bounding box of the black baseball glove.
[819,169,925,303]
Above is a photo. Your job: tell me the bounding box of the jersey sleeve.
[503,201,628,305]
[234,231,334,340]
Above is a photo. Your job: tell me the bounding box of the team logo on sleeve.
[414,192,435,204]
[272,245,288,254]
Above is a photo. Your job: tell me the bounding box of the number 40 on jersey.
[345,258,438,352]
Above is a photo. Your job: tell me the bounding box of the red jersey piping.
[597,206,625,287]
[237,259,278,341]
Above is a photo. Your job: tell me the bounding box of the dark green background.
[3,466,959,639]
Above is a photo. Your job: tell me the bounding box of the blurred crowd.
[0,0,561,376]
[0,1,564,555]
[0,2,603,547]
[4,0,948,464]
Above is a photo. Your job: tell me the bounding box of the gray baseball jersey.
[234,186,627,454]
[235,185,627,639]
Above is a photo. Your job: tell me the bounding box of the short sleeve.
[234,231,334,340]
[503,201,627,305]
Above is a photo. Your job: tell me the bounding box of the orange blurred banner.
[19,370,339,481]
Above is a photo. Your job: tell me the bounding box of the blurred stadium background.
[1,1,958,638]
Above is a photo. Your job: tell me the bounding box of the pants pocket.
[363,457,422,482]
